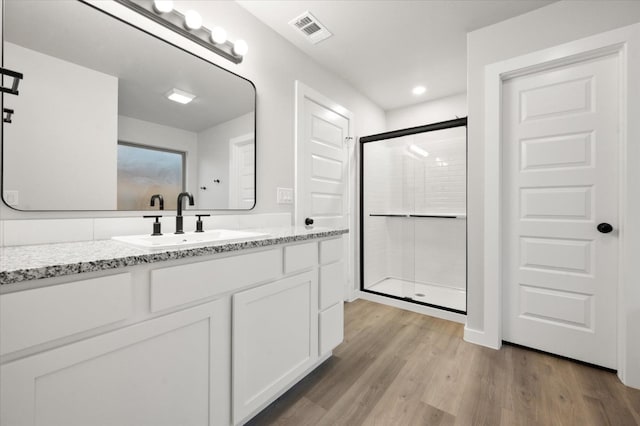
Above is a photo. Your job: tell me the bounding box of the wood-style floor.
[248,299,640,426]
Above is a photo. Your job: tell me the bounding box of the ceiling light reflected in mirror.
[166,88,196,104]
[408,144,429,158]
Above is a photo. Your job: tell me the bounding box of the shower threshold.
[366,277,466,313]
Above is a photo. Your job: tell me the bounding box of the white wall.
[3,42,118,210]
[386,93,467,131]
[197,112,254,209]
[117,116,199,208]
[0,0,385,224]
[466,0,640,331]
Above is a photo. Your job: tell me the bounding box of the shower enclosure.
[360,118,467,313]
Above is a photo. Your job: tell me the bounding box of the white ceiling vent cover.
[288,11,332,44]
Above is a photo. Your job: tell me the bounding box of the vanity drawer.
[150,249,282,312]
[0,273,132,355]
[319,302,344,355]
[320,237,343,265]
[284,242,318,274]
[319,261,344,310]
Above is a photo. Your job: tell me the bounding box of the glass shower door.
[361,119,467,313]
[362,133,416,302]
[410,126,467,312]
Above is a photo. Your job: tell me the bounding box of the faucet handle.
[150,194,164,210]
[143,215,163,236]
[195,214,211,233]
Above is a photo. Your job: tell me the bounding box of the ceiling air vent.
[288,11,332,45]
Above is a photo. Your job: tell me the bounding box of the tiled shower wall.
[363,127,466,291]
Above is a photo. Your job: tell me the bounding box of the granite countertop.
[0,227,348,285]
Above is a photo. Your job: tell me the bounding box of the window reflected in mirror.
[117,143,184,210]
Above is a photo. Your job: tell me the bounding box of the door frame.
[294,81,357,300]
[477,23,640,388]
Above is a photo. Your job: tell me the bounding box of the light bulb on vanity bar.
[152,0,173,14]
[211,27,227,44]
[233,39,248,56]
[184,10,203,30]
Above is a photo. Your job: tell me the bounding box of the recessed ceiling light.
[412,85,427,95]
[166,88,196,104]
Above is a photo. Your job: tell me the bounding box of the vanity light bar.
[114,0,246,64]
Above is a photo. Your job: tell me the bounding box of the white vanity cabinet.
[319,238,345,355]
[232,271,318,424]
[1,300,223,426]
[0,273,133,356]
[0,235,346,426]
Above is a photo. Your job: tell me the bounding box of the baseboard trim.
[355,291,466,324]
[345,289,359,302]
[463,325,501,349]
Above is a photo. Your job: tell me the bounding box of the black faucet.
[175,192,194,234]
[150,194,164,210]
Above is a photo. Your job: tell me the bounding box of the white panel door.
[296,82,353,300]
[502,53,619,368]
[300,98,350,228]
[229,133,255,209]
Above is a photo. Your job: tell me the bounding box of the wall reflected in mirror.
[1,0,256,211]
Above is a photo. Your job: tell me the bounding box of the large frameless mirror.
[1,0,256,211]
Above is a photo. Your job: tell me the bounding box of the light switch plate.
[277,187,294,204]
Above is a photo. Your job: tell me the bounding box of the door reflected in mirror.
[1,0,256,211]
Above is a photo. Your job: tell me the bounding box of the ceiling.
[237,0,555,111]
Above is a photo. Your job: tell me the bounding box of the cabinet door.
[319,301,344,355]
[319,261,345,310]
[1,300,223,426]
[232,271,318,424]
[1,273,132,355]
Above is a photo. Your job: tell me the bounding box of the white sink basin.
[112,229,270,250]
